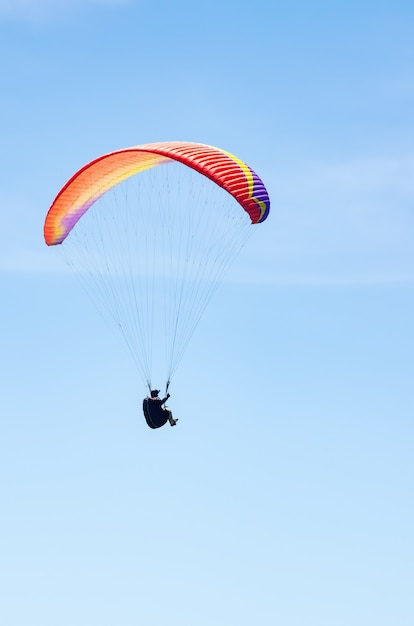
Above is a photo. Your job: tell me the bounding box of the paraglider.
[143,389,178,429]
[44,141,270,428]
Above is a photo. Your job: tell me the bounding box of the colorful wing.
[44,141,270,246]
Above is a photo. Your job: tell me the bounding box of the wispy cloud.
[237,154,414,286]
[0,0,129,21]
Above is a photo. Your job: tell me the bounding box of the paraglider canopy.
[44,141,270,389]
[44,141,270,246]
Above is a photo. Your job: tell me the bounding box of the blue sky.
[1,1,414,625]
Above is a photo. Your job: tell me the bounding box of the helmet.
[150,389,160,397]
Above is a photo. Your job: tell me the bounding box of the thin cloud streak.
[0,0,129,21]
[278,155,414,199]
[242,153,414,286]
